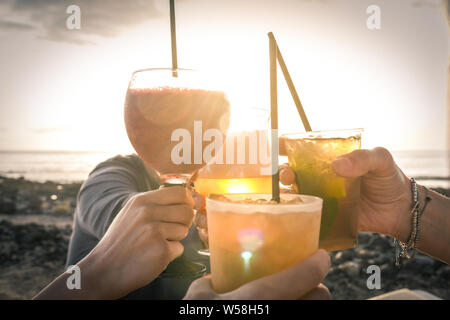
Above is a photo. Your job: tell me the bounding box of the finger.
[222,249,331,300]
[279,164,295,186]
[190,189,206,211]
[166,240,184,261]
[183,275,217,300]
[301,283,331,300]
[137,186,195,207]
[197,227,209,245]
[150,204,194,227]
[331,147,395,179]
[155,222,190,241]
[193,211,207,229]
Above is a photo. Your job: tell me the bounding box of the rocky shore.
[0,176,448,299]
[0,176,81,216]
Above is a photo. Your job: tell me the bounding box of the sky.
[0,0,448,153]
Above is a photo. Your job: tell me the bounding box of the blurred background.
[0,0,448,300]
[0,0,448,186]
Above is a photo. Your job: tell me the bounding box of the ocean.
[0,150,449,188]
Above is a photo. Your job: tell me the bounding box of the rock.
[15,189,42,214]
[334,250,355,263]
[413,255,434,267]
[379,263,396,277]
[0,196,15,214]
[436,266,450,281]
[33,246,45,256]
[355,248,377,259]
[368,252,390,266]
[357,232,372,245]
[0,241,19,257]
[338,261,361,278]
[365,234,393,250]
[0,176,80,217]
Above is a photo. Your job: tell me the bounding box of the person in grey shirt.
[66,154,210,299]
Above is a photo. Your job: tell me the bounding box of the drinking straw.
[170,0,178,77]
[269,32,280,203]
[267,33,312,132]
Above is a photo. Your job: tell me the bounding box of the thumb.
[183,275,218,300]
[331,147,395,179]
[221,250,330,300]
[279,164,296,186]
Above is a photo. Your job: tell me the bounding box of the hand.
[184,250,331,300]
[78,186,195,299]
[279,147,413,241]
[190,189,208,246]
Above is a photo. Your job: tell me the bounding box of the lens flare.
[238,229,264,252]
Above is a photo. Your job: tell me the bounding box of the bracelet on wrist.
[394,178,431,267]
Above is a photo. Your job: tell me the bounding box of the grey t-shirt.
[66,154,209,299]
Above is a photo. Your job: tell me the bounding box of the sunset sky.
[0,0,448,153]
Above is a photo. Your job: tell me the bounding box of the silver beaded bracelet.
[394,178,431,267]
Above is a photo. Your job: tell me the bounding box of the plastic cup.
[206,193,322,293]
[282,129,362,251]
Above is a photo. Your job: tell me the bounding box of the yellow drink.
[206,193,322,293]
[283,129,362,251]
[194,176,272,196]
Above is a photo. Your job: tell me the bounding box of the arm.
[34,186,194,300]
[280,147,450,264]
[395,184,450,264]
[76,155,157,240]
[32,254,107,300]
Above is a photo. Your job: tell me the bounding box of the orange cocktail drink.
[206,193,322,293]
[194,176,272,195]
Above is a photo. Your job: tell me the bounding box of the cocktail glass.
[282,129,362,251]
[124,68,230,298]
[206,193,322,293]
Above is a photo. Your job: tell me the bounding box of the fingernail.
[332,157,352,172]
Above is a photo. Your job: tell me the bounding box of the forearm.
[396,185,450,264]
[416,186,450,264]
[33,252,107,300]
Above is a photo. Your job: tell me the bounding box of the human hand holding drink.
[184,249,331,300]
[280,146,450,263]
[124,68,230,296]
[35,187,195,300]
[279,147,412,241]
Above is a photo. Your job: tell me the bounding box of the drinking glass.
[124,68,230,297]
[206,193,322,293]
[282,129,363,251]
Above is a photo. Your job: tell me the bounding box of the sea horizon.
[0,149,448,188]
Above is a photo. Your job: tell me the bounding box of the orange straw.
[268,33,312,131]
[269,32,280,203]
[170,0,178,78]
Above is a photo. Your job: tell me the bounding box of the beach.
[0,174,449,300]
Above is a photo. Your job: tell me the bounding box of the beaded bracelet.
[394,178,431,267]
